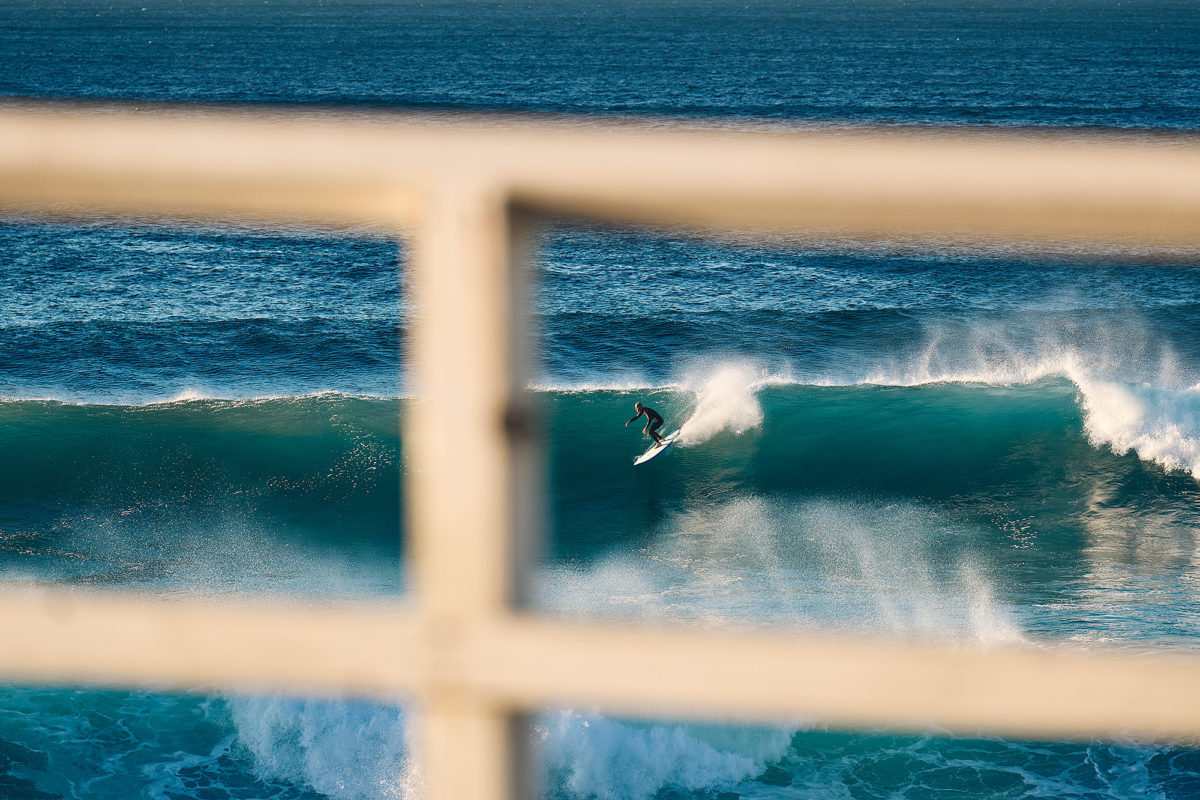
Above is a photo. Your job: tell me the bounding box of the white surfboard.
[634,430,681,465]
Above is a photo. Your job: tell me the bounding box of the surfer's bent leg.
[648,419,664,444]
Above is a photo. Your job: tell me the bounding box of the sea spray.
[857,310,1168,387]
[959,562,1025,646]
[537,494,1023,641]
[676,362,770,446]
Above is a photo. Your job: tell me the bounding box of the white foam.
[228,695,792,800]
[1075,376,1200,480]
[228,696,414,800]
[675,361,775,446]
[538,712,792,800]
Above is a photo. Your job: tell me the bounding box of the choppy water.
[3,1,1200,798]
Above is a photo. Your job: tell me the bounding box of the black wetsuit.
[628,405,665,443]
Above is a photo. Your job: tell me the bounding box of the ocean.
[2,1,1200,798]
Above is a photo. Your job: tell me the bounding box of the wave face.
[0,395,404,597]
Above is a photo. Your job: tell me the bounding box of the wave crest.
[676,362,773,446]
[1078,377,1200,480]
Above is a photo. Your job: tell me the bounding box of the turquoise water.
[3,0,1200,797]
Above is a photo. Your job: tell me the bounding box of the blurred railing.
[2,103,1200,799]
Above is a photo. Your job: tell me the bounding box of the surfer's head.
[634,402,643,412]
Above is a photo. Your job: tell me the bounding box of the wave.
[4,363,1199,600]
[4,369,1198,509]
[5,366,1198,538]
[561,375,1195,490]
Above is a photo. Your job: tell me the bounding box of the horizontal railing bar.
[0,104,1198,246]
[468,616,1200,743]
[0,589,423,697]
[2,589,1198,743]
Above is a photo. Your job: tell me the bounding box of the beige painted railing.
[2,103,1200,799]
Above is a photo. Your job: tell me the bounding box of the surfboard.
[634,430,681,465]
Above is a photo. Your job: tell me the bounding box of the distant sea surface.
[2,2,1200,799]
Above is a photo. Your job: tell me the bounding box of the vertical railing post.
[407,176,539,800]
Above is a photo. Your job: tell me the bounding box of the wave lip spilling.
[1077,377,1200,481]
[676,362,773,446]
[852,334,1200,483]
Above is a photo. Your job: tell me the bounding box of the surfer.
[626,401,666,446]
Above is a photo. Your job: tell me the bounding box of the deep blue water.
[2,1,1200,798]
[5,0,1200,128]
